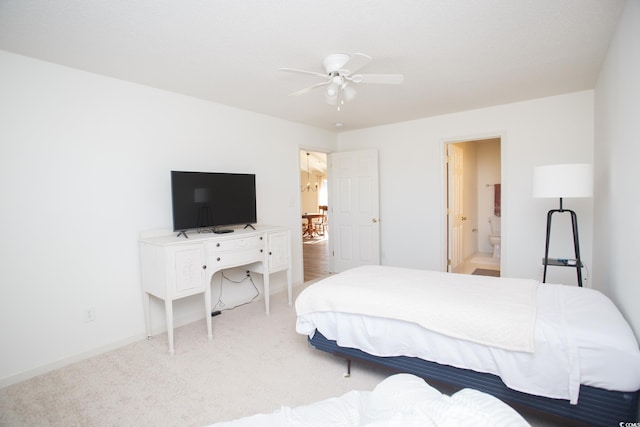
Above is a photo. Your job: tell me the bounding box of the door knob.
[461,216,467,221]
[372,218,379,223]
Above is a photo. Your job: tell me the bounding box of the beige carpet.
[0,282,561,427]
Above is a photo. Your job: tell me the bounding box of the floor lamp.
[533,164,593,286]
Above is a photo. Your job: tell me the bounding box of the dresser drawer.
[206,235,264,254]
[208,247,264,269]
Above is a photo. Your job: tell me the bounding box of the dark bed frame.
[309,330,639,426]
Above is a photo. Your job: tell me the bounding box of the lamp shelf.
[542,258,583,267]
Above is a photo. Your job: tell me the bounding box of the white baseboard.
[0,333,146,389]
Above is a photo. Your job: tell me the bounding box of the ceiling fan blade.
[339,53,372,74]
[279,68,327,78]
[288,81,330,96]
[352,73,404,84]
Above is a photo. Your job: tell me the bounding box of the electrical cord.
[213,271,260,313]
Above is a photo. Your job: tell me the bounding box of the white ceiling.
[0,0,626,131]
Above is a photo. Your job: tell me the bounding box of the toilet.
[488,216,501,258]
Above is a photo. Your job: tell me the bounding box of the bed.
[210,373,530,426]
[295,265,640,426]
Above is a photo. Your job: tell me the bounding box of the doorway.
[446,138,502,276]
[300,150,330,282]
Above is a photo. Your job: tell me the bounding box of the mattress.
[295,266,640,404]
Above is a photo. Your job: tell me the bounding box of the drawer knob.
[217,257,221,262]
[202,265,207,269]
[216,243,220,247]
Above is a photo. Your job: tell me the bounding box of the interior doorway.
[446,137,502,276]
[300,150,330,282]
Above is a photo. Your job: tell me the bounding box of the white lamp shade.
[533,163,593,198]
[324,83,339,105]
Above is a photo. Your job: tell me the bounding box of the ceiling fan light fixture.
[326,83,339,97]
[282,52,403,109]
[343,85,357,101]
[325,82,340,105]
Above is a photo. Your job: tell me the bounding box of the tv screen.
[171,171,257,232]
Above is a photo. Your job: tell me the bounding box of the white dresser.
[139,225,292,354]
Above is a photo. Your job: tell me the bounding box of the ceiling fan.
[280,53,404,110]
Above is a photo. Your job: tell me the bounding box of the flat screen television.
[171,171,257,233]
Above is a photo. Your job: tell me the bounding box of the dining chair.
[317,205,328,235]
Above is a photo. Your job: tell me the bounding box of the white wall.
[337,91,594,284]
[594,0,640,340]
[0,51,336,386]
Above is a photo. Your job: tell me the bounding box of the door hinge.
[447,259,452,266]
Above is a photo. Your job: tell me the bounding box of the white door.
[330,149,380,273]
[447,144,465,273]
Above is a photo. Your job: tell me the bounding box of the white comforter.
[209,374,530,427]
[296,266,640,404]
[296,265,538,352]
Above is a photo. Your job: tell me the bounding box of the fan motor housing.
[323,53,351,74]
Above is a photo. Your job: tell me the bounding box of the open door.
[447,143,465,272]
[329,149,380,273]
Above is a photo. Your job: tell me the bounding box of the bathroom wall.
[448,138,501,263]
[476,139,501,254]
[459,141,479,261]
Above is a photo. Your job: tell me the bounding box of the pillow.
[362,374,442,422]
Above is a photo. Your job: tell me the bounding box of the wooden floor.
[303,242,500,280]
[302,235,330,282]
